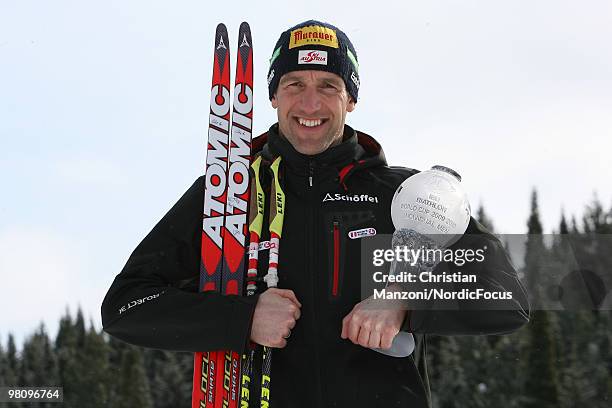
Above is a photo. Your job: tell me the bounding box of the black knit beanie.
[267,20,360,103]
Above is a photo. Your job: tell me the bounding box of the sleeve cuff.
[224,295,259,354]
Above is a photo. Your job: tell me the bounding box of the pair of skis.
[191,22,285,408]
[191,22,252,408]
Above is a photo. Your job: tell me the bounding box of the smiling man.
[272,70,355,155]
[102,20,529,408]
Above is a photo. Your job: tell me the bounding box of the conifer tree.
[557,310,599,407]
[106,335,130,406]
[582,195,612,234]
[575,197,612,296]
[431,336,468,408]
[553,210,570,261]
[476,202,495,233]
[55,309,90,407]
[0,340,6,386]
[559,211,569,235]
[80,322,111,407]
[478,202,503,349]
[56,311,76,405]
[525,189,545,305]
[570,215,579,234]
[116,346,153,408]
[18,325,59,407]
[74,307,86,348]
[523,311,560,407]
[6,334,18,386]
[177,351,196,402]
[523,189,560,408]
[1,334,20,408]
[143,349,191,408]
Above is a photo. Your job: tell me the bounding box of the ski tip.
[215,23,229,41]
[239,22,251,39]
[237,23,252,51]
[214,23,230,54]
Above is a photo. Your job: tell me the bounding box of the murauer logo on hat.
[298,50,328,65]
[267,20,360,103]
[289,26,338,49]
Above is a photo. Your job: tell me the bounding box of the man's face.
[271,70,355,155]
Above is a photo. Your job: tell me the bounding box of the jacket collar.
[253,123,387,177]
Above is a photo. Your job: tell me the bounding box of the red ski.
[217,21,253,408]
[192,23,231,408]
[192,22,253,408]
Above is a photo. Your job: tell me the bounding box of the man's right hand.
[250,288,301,348]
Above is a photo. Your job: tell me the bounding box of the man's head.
[267,20,360,155]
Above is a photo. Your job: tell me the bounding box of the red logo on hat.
[302,51,324,62]
[298,50,328,65]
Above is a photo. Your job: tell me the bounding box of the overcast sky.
[1,0,611,346]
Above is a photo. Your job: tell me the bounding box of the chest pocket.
[325,210,376,301]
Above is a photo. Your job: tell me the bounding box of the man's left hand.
[340,287,408,350]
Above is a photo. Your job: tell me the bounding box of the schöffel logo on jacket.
[322,193,379,203]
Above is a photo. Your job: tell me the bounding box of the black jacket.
[101,124,529,407]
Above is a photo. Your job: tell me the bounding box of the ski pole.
[260,156,285,408]
[239,155,266,407]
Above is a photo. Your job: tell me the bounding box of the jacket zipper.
[306,161,324,405]
[308,161,314,187]
[332,221,340,297]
